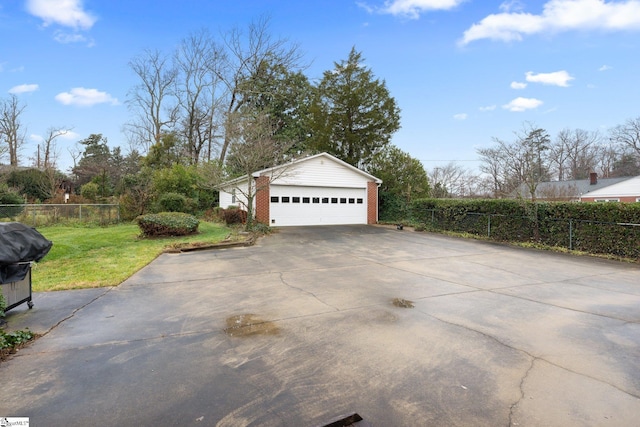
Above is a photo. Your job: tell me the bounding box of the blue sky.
[2,0,640,173]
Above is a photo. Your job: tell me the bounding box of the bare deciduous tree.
[35,126,70,169]
[125,49,179,153]
[213,112,295,228]
[216,15,304,164]
[610,116,640,157]
[429,162,479,198]
[477,123,551,200]
[174,29,226,164]
[553,128,601,180]
[0,94,27,166]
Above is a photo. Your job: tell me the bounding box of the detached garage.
[219,152,382,226]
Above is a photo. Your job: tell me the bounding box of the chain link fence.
[0,204,121,226]
[421,209,640,259]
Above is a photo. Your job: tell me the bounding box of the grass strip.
[31,222,230,292]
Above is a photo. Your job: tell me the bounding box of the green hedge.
[410,198,640,259]
[136,212,200,237]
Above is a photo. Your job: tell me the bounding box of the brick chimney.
[590,172,598,185]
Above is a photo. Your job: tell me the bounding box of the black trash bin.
[0,222,53,313]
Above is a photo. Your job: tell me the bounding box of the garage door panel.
[270,185,366,226]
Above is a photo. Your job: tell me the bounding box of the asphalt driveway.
[1,225,639,426]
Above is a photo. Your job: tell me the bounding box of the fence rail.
[0,204,121,226]
[421,209,640,259]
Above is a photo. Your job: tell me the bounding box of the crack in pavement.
[40,287,115,338]
[360,252,639,324]
[509,357,537,427]
[277,272,340,312]
[416,307,640,402]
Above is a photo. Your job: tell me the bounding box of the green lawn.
[31,222,231,292]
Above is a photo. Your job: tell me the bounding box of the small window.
[282,196,290,203]
[340,198,347,204]
[270,196,279,203]
[292,197,300,203]
[231,189,237,203]
[356,198,363,204]
[348,198,355,204]
[322,197,329,204]
[331,197,338,204]
[302,197,310,203]
[312,197,320,204]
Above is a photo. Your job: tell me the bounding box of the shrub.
[80,182,100,202]
[0,191,25,217]
[157,192,188,213]
[222,207,247,225]
[203,207,226,222]
[136,212,200,237]
[410,198,640,259]
[6,168,50,202]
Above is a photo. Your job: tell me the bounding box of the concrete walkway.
[1,225,639,426]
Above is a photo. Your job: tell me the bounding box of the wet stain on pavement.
[224,314,280,337]
[392,298,414,308]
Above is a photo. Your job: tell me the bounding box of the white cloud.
[510,81,527,89]
[453,113,468,120]
[8,84,39,94]
[365,0,466,19]
[460,0,640,45]
[502,97,543,112]
[479,105,497,111]
[599,64,612,71]
[525,70,574,86]
[60,130,80,140]
[55,87,119,107]
[499,0,525,13]
[30,130,79,143]
[54,31,89,44]
[26,0,96,30]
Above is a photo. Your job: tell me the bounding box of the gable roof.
[251,152,382,183]
[512,176,632,200]
[580,175,640,199]
[221,152,382,187]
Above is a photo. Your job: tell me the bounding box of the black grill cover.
[0,222,53,283]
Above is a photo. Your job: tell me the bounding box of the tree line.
[2,15,638,220]
[2,16,431,221]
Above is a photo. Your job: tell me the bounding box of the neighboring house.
[580,175,640,203]
[512,173,631,201]
[219,152,382,226]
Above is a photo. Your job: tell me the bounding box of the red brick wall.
[367,181,378,224]
[255,176,270,224]
[581,196,639,203]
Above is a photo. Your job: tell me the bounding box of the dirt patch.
[392,298,414,308]
[224,314,280,337]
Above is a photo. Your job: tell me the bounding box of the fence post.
[487,214,491,238]
[431,209,434,225]
[79,204,82,221]
[569,219,573,251]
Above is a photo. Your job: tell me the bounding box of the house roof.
[580,175,640,199]
[251,152,382,184]
[512,176,632,199]
[221,152,382,187]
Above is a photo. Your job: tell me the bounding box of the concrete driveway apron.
[1,225,639,426]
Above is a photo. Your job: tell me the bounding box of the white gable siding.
[267,156,371,189]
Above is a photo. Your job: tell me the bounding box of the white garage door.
[269,185,367,226]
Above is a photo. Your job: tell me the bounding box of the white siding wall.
[219,178,254,212]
